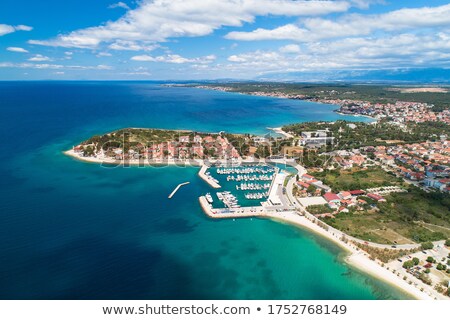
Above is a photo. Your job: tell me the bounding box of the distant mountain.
[255,68,450,84]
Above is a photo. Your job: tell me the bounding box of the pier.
[198,165,221,188]
[168,182,190,199]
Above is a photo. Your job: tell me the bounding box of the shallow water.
[0,82,409,299]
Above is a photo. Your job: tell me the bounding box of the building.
[349,190,365,196]
[323,192,341,208]
[299,130,335,147]
[367,193,386,202]
[179,135,190,143]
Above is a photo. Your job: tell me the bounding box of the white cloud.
[29,0,350,49]
[349,0,385,9]
[0,24,32,36]
[226,24,308,41]
[223,31,450,74]
[96,52,113,57]
[28,54,51,62]
[15,25,33,31]
[131,53,216,64]
[121,71,151,76]
[6,47,29,53]
[64,51,73,55]
[0,24,15,36]
[108,40,158,51]
[0,62,112,70]
[279,44,301,53]
[226,3,450,42]
[108,2,130,10]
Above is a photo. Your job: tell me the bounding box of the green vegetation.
[313,167,403,192]
[426,256,436,263]
[84,128,183,152]
[224,133,250,156]
[201,83,450,112]
[320,186,450,244]
[307,204,331,215]
[445,239,450,246]
[403,260,415,269]
[283,120,450,150]
[353,242,416,263]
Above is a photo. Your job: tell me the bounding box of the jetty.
[198,165,221,188]
[168,182,190,199]
[199,196,263,219]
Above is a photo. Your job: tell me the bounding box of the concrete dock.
[168,182,190,199]
[198,165,221,189]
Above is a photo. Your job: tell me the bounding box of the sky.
[1,0,450,80]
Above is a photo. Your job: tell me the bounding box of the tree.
[426,256,435,263]
[421,242,434,250]
[412,257,420,265]
[307,185,317,194]
[445,239,450,247]
[403,260,414,269]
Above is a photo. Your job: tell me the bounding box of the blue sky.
[1,0,450,80]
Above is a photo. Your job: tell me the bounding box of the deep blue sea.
[0,82,409,299]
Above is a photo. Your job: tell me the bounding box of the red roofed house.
[324,192,341,208]
[338,191,352,200]
[349,190,365,196]
[301,174,315,182]
[297,181,310,189]
[367,193,386,202]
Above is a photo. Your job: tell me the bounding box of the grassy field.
[313,167,404,192]
[322,188,450,244]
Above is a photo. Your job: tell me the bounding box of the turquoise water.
[0,82,409,299]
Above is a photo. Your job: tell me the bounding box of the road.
[277,158,443,251]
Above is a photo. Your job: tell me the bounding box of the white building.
[299,130,334,147]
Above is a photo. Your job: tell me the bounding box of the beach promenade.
[199,196,445,300]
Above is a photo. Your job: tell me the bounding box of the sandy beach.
[267,127,294,138]
[64,149,205,167]
[68,146,447,300]
[199,196,445,300]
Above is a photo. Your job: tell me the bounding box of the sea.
[0,81,410,299]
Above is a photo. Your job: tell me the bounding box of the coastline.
[334,111,378,122]
[267,127,294,138]
[64,149,205,167]
[190,85,380,122]
[199,196,440,300]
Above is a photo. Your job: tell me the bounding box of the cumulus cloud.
[225,3,450,42]
[131,53,216,64]
[6,47,29,53]
[108,2,130,10]
[0,24,32,36]
[28,0,350,49]
[96,52,113,57]
[0,62,112,70]
[108,40,158,51]
[28,54,51,62]
[279,44,301,53]
[224,32,450,74]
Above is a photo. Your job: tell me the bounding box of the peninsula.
[66,84,450,300]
